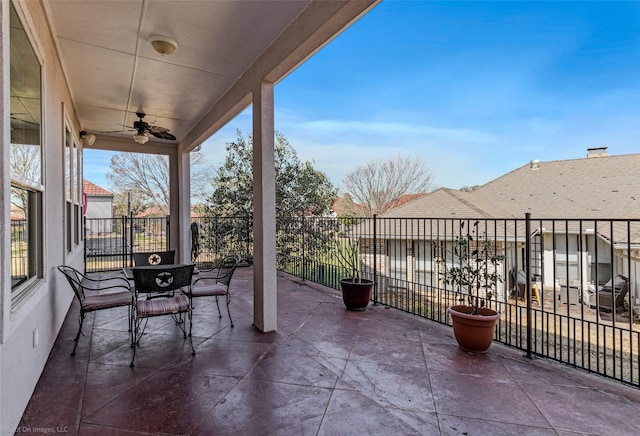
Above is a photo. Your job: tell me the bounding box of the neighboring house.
[330,193,427,218]
[83,180,114,234]
[357,148,640,301]
[10,204,26,221]
[136,205,169,218]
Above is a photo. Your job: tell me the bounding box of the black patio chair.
[132,249,176,266]
[597,274,629,313]
[191,221,201,262]
[130,263,195,367]
[183,254,240,328]
[57,265,133,356]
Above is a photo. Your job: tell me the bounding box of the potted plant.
[440,221,505,353]
[336,237,374,311]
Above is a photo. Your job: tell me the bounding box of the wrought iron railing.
[84,215,170,272]
[11,219,29,289]
[83,213,640,386]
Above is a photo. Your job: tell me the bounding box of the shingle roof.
[382,188,510,219]
[83,180,112,196]
[381,153,640,221]
[475,153,640,219]
[373,153,640,244]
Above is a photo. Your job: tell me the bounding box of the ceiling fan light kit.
[98,112,174,144]
[79,130,96,146]
[133,132,149,144]
[150,35,178,56]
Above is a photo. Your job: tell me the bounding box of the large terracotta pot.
[447,305,500,353]
[339,278,374,311]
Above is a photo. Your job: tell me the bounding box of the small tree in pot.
[440,220,505,353]
[336,237,374,311]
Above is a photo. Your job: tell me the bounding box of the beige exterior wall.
[1,1,82,428]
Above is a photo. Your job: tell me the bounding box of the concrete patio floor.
[20,267,640,435]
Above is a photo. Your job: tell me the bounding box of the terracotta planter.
[339,278,374,311]
[447,305,500,353]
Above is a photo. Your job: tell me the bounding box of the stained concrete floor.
[20,267,640,435]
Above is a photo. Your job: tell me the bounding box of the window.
[65,127,72,251]
[10,2,43,301]
[414,240,435,286]
[76,148,83,243]
[555,234,579,284]
[530,233,542,280]
[64,126,83,251]
[587,234,612,285]
[387,240,406,286]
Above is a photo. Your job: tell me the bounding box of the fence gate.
[84,215,170,272]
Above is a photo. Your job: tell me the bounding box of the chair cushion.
[82,277,129,292]
[136,294,189,316]
[614,275,628,289]
[602,274,628,291]
[187,282,227,297]
[83,291,132,311]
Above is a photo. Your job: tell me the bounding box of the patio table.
[123,265,199,281]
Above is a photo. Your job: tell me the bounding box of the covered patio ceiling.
[45,0,379,151]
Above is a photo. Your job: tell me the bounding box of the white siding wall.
[1,1,81,429]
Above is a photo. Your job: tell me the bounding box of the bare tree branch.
[106,151,213,212]
[342,154,434,216]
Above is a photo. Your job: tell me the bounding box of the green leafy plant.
[335,237,362,283]
[440,220,505,314]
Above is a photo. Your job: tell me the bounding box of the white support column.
[252,81,277,332]
[176,148,192,264]
[167,147,186,262]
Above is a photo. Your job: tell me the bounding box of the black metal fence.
[11,219,28,288]
[83,214,640,386]
[190,215,253,267]
[278,215,640,387]
[84,216,170,272]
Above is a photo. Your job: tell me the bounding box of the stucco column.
[252,81,277,332]
[176,147,192,264]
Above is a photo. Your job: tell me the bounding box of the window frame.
[9,0,45,306]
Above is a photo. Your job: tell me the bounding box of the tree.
[10,143,41,212]
[333,193,362,219]
[112,190,148,216]
[206,130,336,218]
[204,130,337,269]
[341,154,435,216]
[460,185,481,192]
[107,151,213,212]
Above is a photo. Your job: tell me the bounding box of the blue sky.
[85,1,640,193]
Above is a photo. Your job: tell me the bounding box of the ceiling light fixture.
[79,130,96,146]
[133,132,149,145]
[150,35,178,56]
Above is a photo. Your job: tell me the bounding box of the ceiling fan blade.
[148,129,176,140]
[103,128,136,133]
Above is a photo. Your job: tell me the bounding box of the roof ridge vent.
[587,147,608,158]
[530,159,540,170]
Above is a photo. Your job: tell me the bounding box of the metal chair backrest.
[132,264,194,296]
[133,250,176,266]
[615,276,629,304]
[214,255,240,288]
[191,222,200,262]
[57,265,86,301]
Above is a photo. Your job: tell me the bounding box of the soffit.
[45,0,319,148]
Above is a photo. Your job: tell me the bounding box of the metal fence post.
[373,214,378,304]
[83,216,87,269]
[525,212,533,359]
[165,215,170,250]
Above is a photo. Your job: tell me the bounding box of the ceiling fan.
[128,112,176,144]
